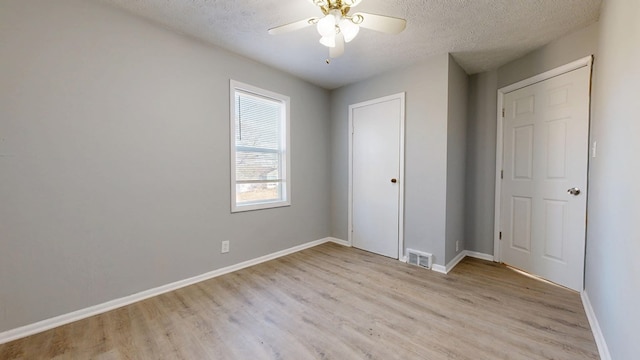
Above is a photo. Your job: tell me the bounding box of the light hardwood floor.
[0,243,599,359]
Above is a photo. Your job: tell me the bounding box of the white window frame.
[230,80,291,212]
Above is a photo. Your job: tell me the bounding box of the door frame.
[493,55,593,263]
[348,92,406,260]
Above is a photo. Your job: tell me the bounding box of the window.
[230,80,290,212]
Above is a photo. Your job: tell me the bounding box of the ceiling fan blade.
[353,12,407,34]
[330,33,345,58]
[268,17,318,35]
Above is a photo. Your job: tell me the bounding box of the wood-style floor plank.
[0,243,599,359]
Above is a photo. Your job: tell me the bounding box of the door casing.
[348,92,406,260]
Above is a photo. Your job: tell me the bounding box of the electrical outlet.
[456,241,459,252]
[221,240,230,254]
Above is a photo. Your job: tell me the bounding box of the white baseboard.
[447,251,467,272]
[431,264,447,273]
[432,250,494,274]
[0,237,334,345]
[432,251,465,274]
[581,290,612,360]
[327,237,351,247]
[464,250,494,262]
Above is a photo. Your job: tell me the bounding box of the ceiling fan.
[268,0,407,61]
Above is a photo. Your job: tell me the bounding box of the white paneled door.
[500,66,590,291]
[350,94,404,259]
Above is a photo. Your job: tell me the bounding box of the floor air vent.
[406,249,432,269]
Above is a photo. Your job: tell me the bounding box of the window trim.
[230,80,291,213]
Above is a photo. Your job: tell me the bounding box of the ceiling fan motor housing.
[309,0,363,15]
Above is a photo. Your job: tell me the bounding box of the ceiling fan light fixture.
[272,1,407,59]
[317,14,336,37]
[319,35,336,47]
[339,18,360,42]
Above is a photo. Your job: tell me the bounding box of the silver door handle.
[567,187,581,196]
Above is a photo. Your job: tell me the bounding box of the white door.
[500,66,590,291]
[350,94,404,259]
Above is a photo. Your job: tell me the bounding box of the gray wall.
[585,0,640,358]
[498,22,600,88]
[464,70,497,254]
[0,0,331,332]
[330,54,451,265]
[445,55,469,263]
[464,23,599,256]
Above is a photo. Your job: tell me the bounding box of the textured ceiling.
[96,0,601,89]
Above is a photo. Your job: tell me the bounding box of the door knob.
[391,178,397,183]
[567,187,581,196]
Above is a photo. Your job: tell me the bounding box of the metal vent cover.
[406,249,432,269]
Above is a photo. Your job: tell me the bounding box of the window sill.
[231,200,291,213]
